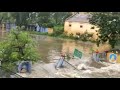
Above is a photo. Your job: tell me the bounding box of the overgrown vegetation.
[75,31,93,41]
[49,25,64,37]
[28,31,48,35]
[69,33,74,39]
[0,12,72,28]
[0,27,40,70]
[89,12,120,48]
[30,29,95,42]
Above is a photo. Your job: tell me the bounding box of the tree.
[0,12,16,24]
[51,12,72,25]
[89,12,120,48]
[26,12,37,25]
[36,12,72,27]
[0,27,40,70]
[0,12,72,29]
[36,12,51,27]
[11,12,30,27]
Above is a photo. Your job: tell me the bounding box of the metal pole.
[64,60,80,71]
[53,58,80,72]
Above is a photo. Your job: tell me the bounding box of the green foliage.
[0,12,72,29]
[75,31,93,41]
[51,12,72,25]
[89,12,120,48]
[69,33,74,39]
[1,62,16,72]
[0,28,40,68]
[29,31,48,35]
[11,12,29,27]
[24,12,71,28]
[59,33,68,38]
[0,12,15,24]
[51,25,64,37]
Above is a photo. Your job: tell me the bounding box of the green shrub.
[28,31,48,35]
[0,27,40,70]
[59,33,68,38]
[69,33,74,39]
[52,25,64,37]
[78,31,93,41]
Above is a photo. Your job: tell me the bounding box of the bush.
[69,33,74,39]
[78,31,93,41]
[52,25,64,37]
[59,33,68,38]
[21,26,26,30]
[28,31,48,35]
[0,27,40,70]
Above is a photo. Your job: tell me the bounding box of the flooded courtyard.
[0,12,120,78]
[1,33,120,78]
[18,34,120,78]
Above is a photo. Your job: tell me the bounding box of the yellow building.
[64,13,99,40]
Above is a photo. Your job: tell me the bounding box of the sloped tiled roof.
[65,13,92,23]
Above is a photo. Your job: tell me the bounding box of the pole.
[53,58,80,72]
[64,60,80,71]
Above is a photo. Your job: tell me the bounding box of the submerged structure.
[92,49,120,64]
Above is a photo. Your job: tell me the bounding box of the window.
[69,24,71,27]
[80,25,83,28]
[91,26,95,29]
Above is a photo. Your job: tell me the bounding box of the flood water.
[0,32,114,63]
[32,35,95,63]
[1,32,120,78]
[32,34,114,63]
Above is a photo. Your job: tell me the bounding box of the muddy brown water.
[0,32,114,64]
[0,32,120,78]
[31,35,106,63]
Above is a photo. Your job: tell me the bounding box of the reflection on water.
[0,33,115,63]
[33,35,112,63]
[0,34,119,77]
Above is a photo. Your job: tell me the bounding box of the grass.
[22,31,48,36]
[28,31,48,35]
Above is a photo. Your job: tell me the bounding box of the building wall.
[64,21,99,40]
